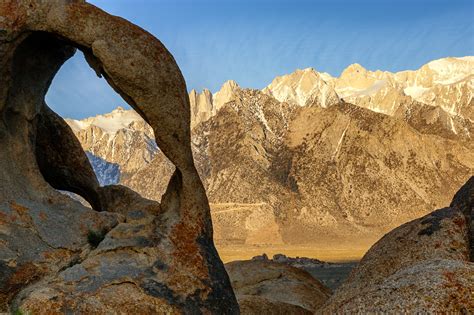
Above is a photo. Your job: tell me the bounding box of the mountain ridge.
[65,56,474,253]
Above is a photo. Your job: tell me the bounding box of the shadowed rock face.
[451,177,474,261]
[36,105,104,212]
[0,1,238,313]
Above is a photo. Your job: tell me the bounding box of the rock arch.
[0,1,238,313]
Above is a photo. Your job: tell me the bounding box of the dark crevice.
[450,176,474,262]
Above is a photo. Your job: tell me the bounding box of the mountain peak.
[66,106,143,135]
[113,106,126,112]
[341,63,367,75]
[263,67,340,107]
[423,56,474,85]
[213,80,241,108]
[188,80,241,128]
[295,67,317,74]
[219,80,240,91]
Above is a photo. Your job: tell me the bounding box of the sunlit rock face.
[331,57,474,119]
[0,1,238,313]
[189,80,241,128]
[262,68,341,108]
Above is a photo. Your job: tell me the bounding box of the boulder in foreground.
[226,260,331,314]
[0,0,238,313]
[321,177,474,313]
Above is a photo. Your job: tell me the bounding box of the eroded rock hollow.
[0,0,238,313]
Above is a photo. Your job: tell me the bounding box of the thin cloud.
[47,0,474,119]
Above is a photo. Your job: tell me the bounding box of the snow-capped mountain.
[188,56,473,127]
[65,107,158,181]
[66,106,143,134]
[259,56,473,139]
[262,68,341,108]
[331,56,474,118]
[66,56,473,249]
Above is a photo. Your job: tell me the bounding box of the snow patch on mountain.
[347,80,388,97]
[66,106,143,135]
[403,86,430,98]
[263,68,341,107]
[426,56,474,85]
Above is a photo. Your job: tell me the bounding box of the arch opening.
[0,2,239,312]
[45,44,166,196]
[7,31,155,212]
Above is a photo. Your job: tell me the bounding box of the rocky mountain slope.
[66,56,474,250]
[65,107,158,182]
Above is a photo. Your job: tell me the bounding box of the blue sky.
[46,0,474,119]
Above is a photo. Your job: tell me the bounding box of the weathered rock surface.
[237,296,312,315]
[0,1,238,313]
[252,254,357,291]
[225,260,331,314]
[451,176,474,261]
[321,177,474,313]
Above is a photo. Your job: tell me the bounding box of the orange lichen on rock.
[0,1,237,313]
